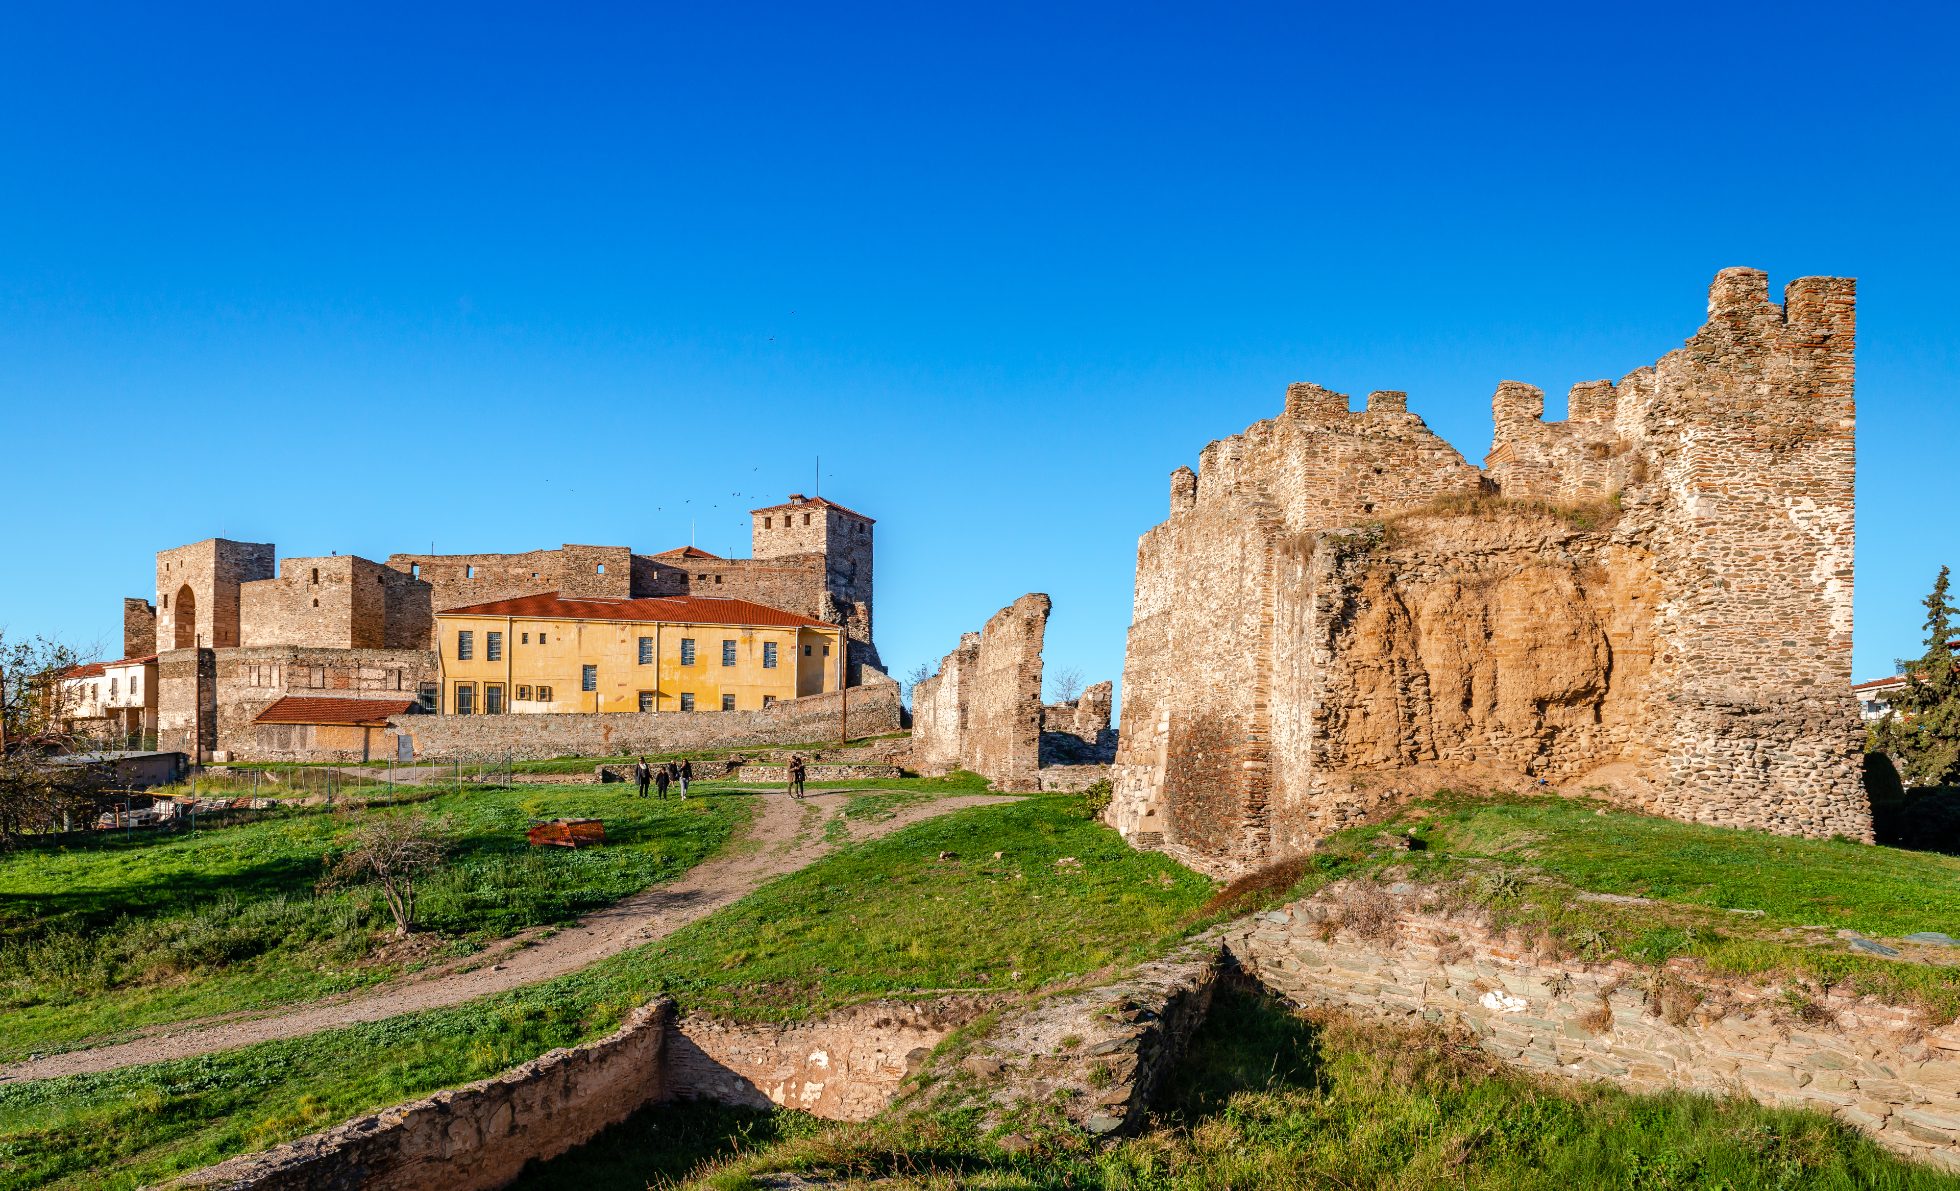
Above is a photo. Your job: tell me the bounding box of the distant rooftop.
[437,591,833,629]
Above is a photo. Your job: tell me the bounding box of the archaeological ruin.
[1108,267,1868,875]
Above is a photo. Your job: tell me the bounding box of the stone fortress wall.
[139,495,882,760]
[1109,268,1867,876]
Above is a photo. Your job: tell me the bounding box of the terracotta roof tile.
[255,696,419,726]
[748,495,874,523]
[436,591,834,629]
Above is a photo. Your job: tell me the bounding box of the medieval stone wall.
[156,539,275,652]
[1112,269,1869,876]
[911,596,1049,791]
[389,677,900,761]
[384,544,633,619]
[1040,680,1117,765]
[122,598,155,658]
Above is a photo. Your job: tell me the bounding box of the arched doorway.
[173,585,196,649]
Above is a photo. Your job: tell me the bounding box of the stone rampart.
[1112,269,1869,876]
[173,1000,676,1191]
[389,678,901,760]
[912,595,1049,791]
[1223,885,1960,1171]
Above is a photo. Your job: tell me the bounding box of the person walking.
[787,754,806,801]
[653,764,671,800]
[634,757,651,799]
[678,759,693,799]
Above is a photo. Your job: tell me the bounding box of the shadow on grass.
[513,1099,824,1190]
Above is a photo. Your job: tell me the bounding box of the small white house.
[59,655,159,743]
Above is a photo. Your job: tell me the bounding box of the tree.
[901,662,933,708]
[325,814,445,936]
[1047,666,1084,705]
[1872,567,1960,788]
[0,632,101,848]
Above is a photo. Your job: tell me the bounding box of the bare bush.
[0,632,103,847]
[1047,666,1083,705]
[323,814,445,936]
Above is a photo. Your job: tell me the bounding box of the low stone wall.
[666,998,989,1121]
[1039,764,1112,793]
[1222,886,1960,1171]
[174,1000,676,1190]
[727,762,905,784]
[390,681,902,761]
[920,940,1222,1136]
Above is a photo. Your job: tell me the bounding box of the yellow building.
[434,593,842,715]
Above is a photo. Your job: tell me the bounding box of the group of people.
[630,754,809,800]
[632,757,693,799]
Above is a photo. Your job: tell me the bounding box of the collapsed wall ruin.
[911,594,1051,792]
[1110,268,1868,876]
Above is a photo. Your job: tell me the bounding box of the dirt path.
[0,790,1018,1084]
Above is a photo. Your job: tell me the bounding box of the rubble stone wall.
[173,1001,675,1191]
[123,598,155,658]
[913,595,1050,791]
[1223,888,1960,1172]
[390,677,900,760]
[1111,269,1869,876]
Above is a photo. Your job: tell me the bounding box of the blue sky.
[3,2,1956,694]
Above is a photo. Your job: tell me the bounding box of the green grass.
[677,986,1957,1190]
[0,794,1211,1190]
[0,785,747,1060]
[1234,794,1960,1023]
[513,1101,827,1190]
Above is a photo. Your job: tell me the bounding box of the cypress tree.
[1874,566,1960,788]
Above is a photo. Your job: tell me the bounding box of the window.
[455,683,476,715]
[521,632,530,644]
[457,630,474,660]
[680,638,696,666]
[639,636,654,664]
[822,644,830,656]
[581,664,598,692]
[485,684,505,714]
[130,674,140,695]
[487,631,503,661]
[803,512,811,525]
[417,682,438,712]
[516,684,532,700]
[722,639,737,667]
[410,563,420,578]
[638,691,654,712]
[714,574,723,584]
[109,677,118,698]
[679,692,695,712]
[467,565,477,579]
[804,644,812,656]
[721,693,735,711]
[539,632,548,644]
[311,598,319,608]
[763,516,771,528]
[537,685,553,702]
[763,642,777,669]
[162,593,169,609]
[597,562,606,574]
[310,566,319,584]
[762,695,776,708]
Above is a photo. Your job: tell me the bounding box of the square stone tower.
[750,495,875,647]
[155,539,276,651]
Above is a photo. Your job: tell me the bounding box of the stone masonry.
[912,594,1050,791]
[1111,269,1868,876]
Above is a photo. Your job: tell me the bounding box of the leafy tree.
[1872,567,1960,788]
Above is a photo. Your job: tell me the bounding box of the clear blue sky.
[4,2,1956,695]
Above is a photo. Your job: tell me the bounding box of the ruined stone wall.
[155,647,217,759]
[240,556,390,649]
[389,677,900,760]
[912,595,1048,791]
[1112,269,1869,876]
[1040,680,1117,765]
[175,1001,675,1191]
[1224,887,1960,1172]
[122,598,155,658]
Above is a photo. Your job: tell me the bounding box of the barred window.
[763,642,777,669]
[638,691,654,712]
[455,683,476,715]
[680,692,695,712]
[581,665,597,692]
[639,636,653,665]
[537,685,553,702]
[487,632,502,662]
[720,693,735,711]
[680,638,696,666]
[457,631,473,660]
[516,685,532,700]
[722,639,737,667]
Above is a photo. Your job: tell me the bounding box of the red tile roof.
[63,663,105,679]
[436,592,835,629]
[255,696,419,726]
[748,495,874,523]
[650,546,722,560]
[1853,675,1910,692]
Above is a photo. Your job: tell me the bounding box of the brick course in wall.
[1111,269,1870,876]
